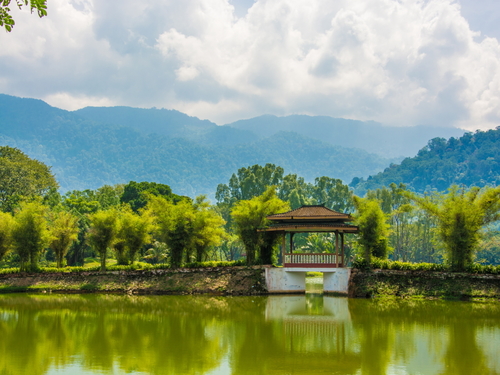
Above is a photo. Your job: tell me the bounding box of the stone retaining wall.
[349,268,500,299]
[0,266,268,295]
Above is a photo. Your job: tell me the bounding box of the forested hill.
[228,115,464,158]
[351,128,500,194]
[0,94,394,196]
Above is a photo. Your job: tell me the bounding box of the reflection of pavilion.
[262,295,360,374]
[265,295,351,323]
[266,295,352,350]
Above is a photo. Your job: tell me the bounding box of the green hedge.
[352,257,500,274]
[0,260,247,275]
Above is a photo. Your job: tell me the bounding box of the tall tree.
[407,185,500,271]
[87,208,119,272]
[231,187,290,265]
[217,163,285,202]
[353,196,391,265]
[310,176,354,212]
[146,196,195,268]
[0,0,47,32]
[12,201,50,272]
[192,196,226,262]
[121,181,185,212]
[0,211,14,262]
[0,146,58,212]
[48,210,79,268]
[119,206,153,264]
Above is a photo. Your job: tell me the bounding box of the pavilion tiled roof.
[262,223,359,233]
[267,205,353,221]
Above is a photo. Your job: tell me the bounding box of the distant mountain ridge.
[0,94,399,196]
[227,115,465,158]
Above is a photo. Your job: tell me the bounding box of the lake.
[0,291,499,375]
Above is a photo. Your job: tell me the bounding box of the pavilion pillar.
[335,231,339,267]
[290,233,295,253]
[281,232,286,265]
[340,232,345,267]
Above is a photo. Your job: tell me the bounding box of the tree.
[87,208,119,272]
[310,176,354,212]
[0,211,14,262]
[143,241,169,264]
[118,206,153,264]
[0,146,58,212]
[407,185,500,271]
[121,181,185,212]
[353,196,391,265]
[146,196,195,268]
[231,187,290,265]
[191,196,226,262]
[217,164,285,203]
[1,0,47,32]
[48,210,79,268]
[12,200,50,272]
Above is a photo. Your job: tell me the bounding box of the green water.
[0,293,499,375]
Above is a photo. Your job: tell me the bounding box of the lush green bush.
[0,268,21,275]
[352,256,500,274]
[184,260,246,268]
[0,260,248,275]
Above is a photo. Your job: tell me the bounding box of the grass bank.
[349,268,500,300]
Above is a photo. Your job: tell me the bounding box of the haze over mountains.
[75,106,464,159]
[0,94,467,197]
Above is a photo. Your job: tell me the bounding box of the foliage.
[191,196,226,262]
[121,181,186,212]
[367,183,440,263]
[0,0,47,32]
[353,196,391,265]
[215,235,245,262]
[11,200,50,272]
[0,146,58,212]
[146,196,196,268]
[231,187,290,265]
[309,176,354,212]
[352,256,500,274]
[407,185,500,271]
[301,233,335,253]
[143,241,169,265]
[182,260,246,268]
[353,128,500,194]
[87,208,119,271]
[0,211,14,262]
[116,206,153,264]
[48,210,79,268]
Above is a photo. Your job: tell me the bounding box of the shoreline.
[1,266,500,300]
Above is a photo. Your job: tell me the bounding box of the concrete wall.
[265,268,306,293]
[324,268,351,294]
[265,267,351,294]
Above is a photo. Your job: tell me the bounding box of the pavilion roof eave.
[258,224,358,233]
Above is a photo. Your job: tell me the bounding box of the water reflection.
[0,294,499,375]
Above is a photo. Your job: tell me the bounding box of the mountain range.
[0,94,468,197]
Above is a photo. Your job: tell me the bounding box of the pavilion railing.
[283,253,343,268]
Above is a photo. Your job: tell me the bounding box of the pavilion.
[262,205,358,268]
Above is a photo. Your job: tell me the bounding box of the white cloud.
[1,0,499,129]
[43,92,116,111]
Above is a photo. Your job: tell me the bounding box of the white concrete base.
[323,268,350,294]
[265,268,306,293]
[265,267,351,294]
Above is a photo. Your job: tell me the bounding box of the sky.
[0,0,499,130]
